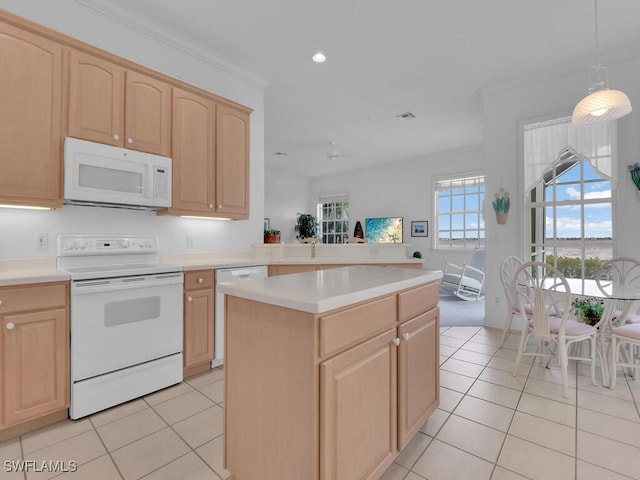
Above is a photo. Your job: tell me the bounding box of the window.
[434,174,485,249]
[528,150,612,279]
[317,194,349,244]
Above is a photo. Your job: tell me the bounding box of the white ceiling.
[81,0,640,178]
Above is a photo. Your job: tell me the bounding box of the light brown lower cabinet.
[224,281,439,480]
[183,270,215,378]
[0,282,69,442]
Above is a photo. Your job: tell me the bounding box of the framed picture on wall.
[264,218,270,230]
[411,221,428,237]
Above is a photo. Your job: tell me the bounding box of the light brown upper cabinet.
[162,87,216,216]
[216,103,250,217]
[159,88,250,219]
[0,22,63,209]
[68,50,171,156]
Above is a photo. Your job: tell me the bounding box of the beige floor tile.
[494,347,534,363]
[454,395,514,432]
[577,389,640,422]
[478,367,527,391]
[21,418,93,454]
[111,428,190,480]
[487,356,532,376]
[576,459,635,480]
[577,430,640,478]
[195,435,229,479]
[395,432,431,469]
[467,380,521,409]
[461,340,499,356]
[439,387,464,412]
[412,438,494,480]
[528,364,577,387]
[467,334,502,347]
[141,452,216,480]
[185,368,224,389]
[440,336,467,348]
[440,344,458,357]
[380,463,409,480]
[523,378,576,405]
[143,382,195,407]
[0,458,29,480]
[440,370,476,393]
[54,454,121,480]
[96,408,166,451]
[25,430,106,480]
[172,405,223,449]
[508,411,575,457]
[498,435,575,480]
[152,390,215,425]
[441,329,477,341]
[576,373,631,401]
[197,379,224,403]
[440,355,449,366]
[516,393,576,428]
[436,415,505,463]
[578,407,640,448]
[419,408,450,437]
[402,472,425,480]
[451,349,493,366]
[490,466,530,480]
[441,357,485,378]
[0,438,21,461]
[90,399,149,427]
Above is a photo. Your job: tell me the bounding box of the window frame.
[433,172,485,251]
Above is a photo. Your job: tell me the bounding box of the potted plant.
[264,228,281,244]
[492,188,510,224]
[294,213,318,242]
[571,297,604,326]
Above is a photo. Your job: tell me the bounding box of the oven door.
[70,272,183,382]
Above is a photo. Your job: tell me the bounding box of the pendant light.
[572,0,632,125]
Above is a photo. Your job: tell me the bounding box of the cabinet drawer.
[184,270,214,290]
[398,282,439,323]
[0,283,67,315]
[320,295,397,358]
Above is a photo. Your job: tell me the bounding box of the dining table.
[554,277,640,387]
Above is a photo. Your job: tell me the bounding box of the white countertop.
[217,265,442,314]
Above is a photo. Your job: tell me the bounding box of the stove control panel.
[58,235,158,256]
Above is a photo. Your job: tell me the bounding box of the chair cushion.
[515,303,560,317]
[612,323,640,341]
[611,309,640,324]
[527,317,596,336]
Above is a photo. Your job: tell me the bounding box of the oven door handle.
[72,273,183,295]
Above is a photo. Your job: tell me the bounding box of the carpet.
[438,293,485,327]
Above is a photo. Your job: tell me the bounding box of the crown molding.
[74,0,268,90]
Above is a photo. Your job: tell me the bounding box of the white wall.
[308,145,484,271]
[481,49,640,329]
[0,0,265,259]
[264,171,310,244]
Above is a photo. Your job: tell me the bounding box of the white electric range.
[57,235,184,419]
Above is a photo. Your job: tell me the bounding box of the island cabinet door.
[397,307,439,450]
[320,328,398,480]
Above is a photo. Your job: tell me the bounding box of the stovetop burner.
[57,235,182,280]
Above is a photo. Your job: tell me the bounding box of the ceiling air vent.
[395,111,416,121]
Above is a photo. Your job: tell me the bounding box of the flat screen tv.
[365,217,403,243]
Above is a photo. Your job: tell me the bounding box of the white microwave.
[64,137,172,210]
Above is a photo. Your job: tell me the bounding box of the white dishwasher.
[213,265,268,367]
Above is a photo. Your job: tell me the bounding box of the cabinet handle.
[218,204,222,209]
[209,203,214,209]
[392,338,400,346]
[127,137,133,144]
[198,278,204,283]
[402,333,410,341]
[0,299,3,306]
[113,134,120,141]
[6,322,14,330]
[187,296,193,302]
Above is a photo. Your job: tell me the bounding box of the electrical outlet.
[186,233,194,248]
[35,232,48,250]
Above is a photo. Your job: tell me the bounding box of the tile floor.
[1,326,639,480]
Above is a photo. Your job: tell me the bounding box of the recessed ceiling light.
[312,52,327,63]
[273,152,288,156]
[395,111,416,121]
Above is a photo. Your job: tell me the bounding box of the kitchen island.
[218,266,442,480]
